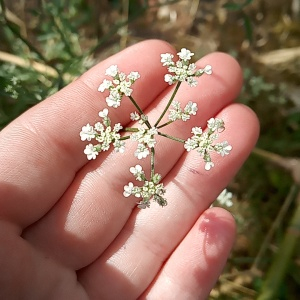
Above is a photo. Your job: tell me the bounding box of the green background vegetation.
[1,0,300,298]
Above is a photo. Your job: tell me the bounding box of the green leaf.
[243,13,253,43]
[223,2,244,11]
[244,0,253,6]
[223,0,253,11]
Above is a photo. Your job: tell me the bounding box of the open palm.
[0,40,259,299]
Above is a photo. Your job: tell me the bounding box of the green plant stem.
[88,6,147,55]
[128,95,144,115]
[150,147,155,179]
[154,82,181,127]
[123,127,138,132]
[257,185,300,300]
[157,120,174,129]
[128,95,151,128]
[88,0,182,55]
[251,184,298,272]
[120,0,129,49]
[119,135,131,140]
[158,132,185,143]
[48,12,76,57]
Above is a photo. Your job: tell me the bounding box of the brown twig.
[0,51,75,82]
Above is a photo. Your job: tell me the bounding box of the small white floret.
[130,112,140,121]
[134,144,150,159]
[84,144,98,160]
[106,94,121,108]
[105,65,119,77]
[217,141,232,157]
[177,48,194,60]
[114,140,125,153]
[217,189,233,207]
[164,74,174,85]
[99,108,109,118]
[203,65,212,75]
[123,182,134,197]
[130,164,143,175]
[191,127,202,135]
[186,77,198,87]
[80,124,95,141]
[161,53,174,66]
[98,79,112,92]
[205,161,214,171]
[128,71,140,81]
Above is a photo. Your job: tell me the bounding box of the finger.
[0,223,87,299]
[0,40,174,229]
[141,208,235,299]
[77,104,259,299]
[24,53,243,270]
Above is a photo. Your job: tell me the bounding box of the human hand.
[0,40,259,299]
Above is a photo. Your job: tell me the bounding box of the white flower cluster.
[169,100,198,122]
[216,189,233,207]
[98,65,140,108]
[81,48,232,209]
[161,48,212,87]
[131,127,158,159]
[184,118,232,170]
[123,165,167,208]
[80,109,124,160]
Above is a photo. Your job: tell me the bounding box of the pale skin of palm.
[0,40,259,299]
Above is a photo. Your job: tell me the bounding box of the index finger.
[0,40,175,229]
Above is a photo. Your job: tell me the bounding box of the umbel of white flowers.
[80,48,232,208]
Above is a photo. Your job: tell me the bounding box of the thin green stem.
[119,135,131,141]
[88,0,182,55]
[158,132,185,143]
[123,127,138,132]
[128,95,144,115]
[257,186,300,300]
[251,184,298,273]
[157,120,174,129]
[150,147,155,179]
[49,12,76,57]
[154,82,181,127]
[128,95,151,129]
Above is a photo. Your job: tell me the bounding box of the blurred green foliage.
[223,0,254,42]
[0,0,96,128]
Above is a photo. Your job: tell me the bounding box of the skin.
[0,40,259,299]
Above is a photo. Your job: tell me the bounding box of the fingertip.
[237,103,260,140]
[141,206,236,299]
[197,52,243,104]
[133,39,176,55]
[199,206,236,251]
[201,52,243,86]
[222,103,260,155]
